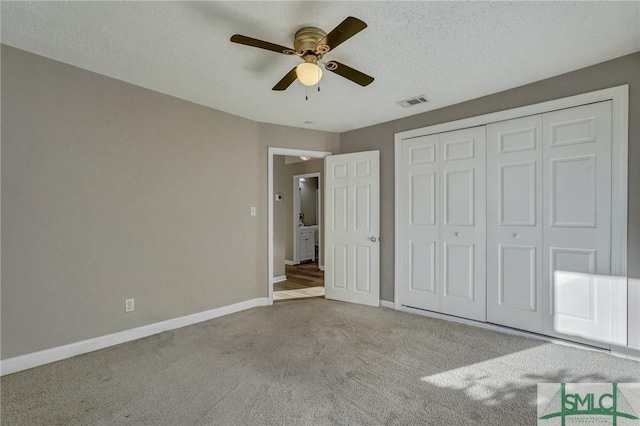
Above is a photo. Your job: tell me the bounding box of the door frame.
[268,147,331,305]
[292,172,322,266]
[394,85,629,328]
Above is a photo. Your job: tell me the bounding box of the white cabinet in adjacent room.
[298,227,316,262]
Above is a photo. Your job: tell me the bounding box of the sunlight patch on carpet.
[420,346,565,407]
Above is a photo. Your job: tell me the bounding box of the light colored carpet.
[2,299,638,425]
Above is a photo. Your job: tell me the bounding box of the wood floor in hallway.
[274,261,324,302]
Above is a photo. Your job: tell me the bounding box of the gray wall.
[340,52,640,303]
[1,45,339,359]
[273,157,324,277]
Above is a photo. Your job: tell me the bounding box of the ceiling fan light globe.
[296,63,322,86]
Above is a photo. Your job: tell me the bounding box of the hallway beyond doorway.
[274,261,324,302]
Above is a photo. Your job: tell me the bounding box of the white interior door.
[399,135,441,311]
[542,101,618,348]
[325,151,380,306]
[487,115,544,333]
[439,127,486,321]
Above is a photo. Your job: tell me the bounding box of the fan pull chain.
[305,86,308,101]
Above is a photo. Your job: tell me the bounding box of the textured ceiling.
[2,1,639,133]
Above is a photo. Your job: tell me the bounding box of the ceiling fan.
[230,16,374,91]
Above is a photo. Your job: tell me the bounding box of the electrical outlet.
[251,207,256,216]
[125,298,134,313]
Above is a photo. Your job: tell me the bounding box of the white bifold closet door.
[439,127,486,321]
[400,98,621,347]
[487,101,616,347]
[542,101,616,348]
[487,115,544,333]
[399,127,486,321]
[399,134,441,311]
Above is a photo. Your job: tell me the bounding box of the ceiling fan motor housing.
[294,27,327,55]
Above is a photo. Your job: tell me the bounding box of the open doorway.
[274,172,323,302]
[268,147,331,304]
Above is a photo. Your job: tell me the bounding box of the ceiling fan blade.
[230,34,294,55]
[272,67,298,91]
[316,16,367,52]
[325,61,374,87]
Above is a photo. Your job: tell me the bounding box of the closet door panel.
[439,126,486,321]
[542,101,615,348]
[399,135,440,311]
[487,115,543,332]
[443,242,474,299]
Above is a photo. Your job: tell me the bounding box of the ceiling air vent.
[397,95,428,108]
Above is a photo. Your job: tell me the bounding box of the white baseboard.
[0,297,268,376]
[284,260,295,266]
[612,345,640,362]
[272,275,287,284]
[379,300,394,309]
[319,265,325,271]
[398,305,639,361]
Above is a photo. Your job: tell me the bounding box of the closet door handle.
[370,236,377,242]
[454,232,461,237]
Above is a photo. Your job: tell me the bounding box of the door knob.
[370,236,377,242]
[455,232,461,237]
[513,233,520,239]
